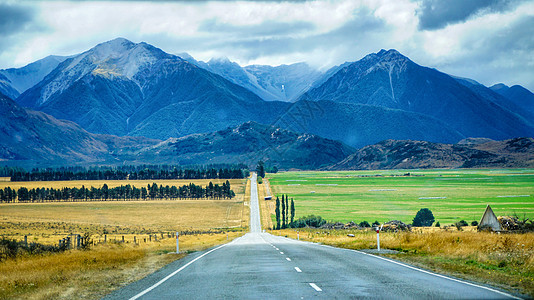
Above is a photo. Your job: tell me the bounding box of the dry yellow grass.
[275,228,534,297]
[0,177,250,299]
[0,232,243,299]
[257,178,273,230]
[0,200,244,234]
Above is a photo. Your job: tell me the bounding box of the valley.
[267,169,534,225]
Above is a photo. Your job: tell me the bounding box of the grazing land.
[268,169,534,225]
[0,178,248,299]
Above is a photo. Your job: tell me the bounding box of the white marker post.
[176,231,180,253]
[376,227,380,252]
[376,224,384,252]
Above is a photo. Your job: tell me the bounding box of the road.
[106,173,520,299]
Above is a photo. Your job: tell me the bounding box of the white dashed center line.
[280,252,284,254]
[286,257,291,261]
[295,267,302,273]
[309,283,322,292]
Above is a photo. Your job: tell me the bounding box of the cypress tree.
[281,195,286,229]
[290,198,295,225]
[285,195,289,227]
[275,196,281,230]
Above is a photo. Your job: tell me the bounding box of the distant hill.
[490,83,534,117]
[136,121,354,169]
[181,54,322,102]
[299,49,534,140]
[328,138,534,170]
[273,100,464,148]
[0,92,158,166]
[0,55,68,99]
[1,92,350,169]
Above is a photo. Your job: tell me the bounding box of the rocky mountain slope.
[181,54,321,102]
[0,55,68,99]
[328,138,534,170]
[299,49,534,140]
[136,121,354,169]
[0,92,158,165]
[273,100,464,148]
[17,38,282,139]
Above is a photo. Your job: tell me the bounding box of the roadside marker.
[309,283,322,292]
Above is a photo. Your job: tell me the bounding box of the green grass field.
[268,169,534,225]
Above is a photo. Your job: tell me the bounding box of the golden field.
[0,178,249,299]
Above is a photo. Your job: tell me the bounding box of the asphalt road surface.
[106,173,521,299]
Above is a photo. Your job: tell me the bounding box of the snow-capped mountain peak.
[38,38,177,104]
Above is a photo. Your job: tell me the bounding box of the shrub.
[290,215,326,228]
[471,220,478,226]
[435,221,440,227]
[458,220,469,226]
[359,221,370,228]
[372,220,381,227]
[412,208,435,227]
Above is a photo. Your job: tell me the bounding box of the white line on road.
[280,252,284,254]
[295,267,302,273]
[309,283,322,292]
[129,243,227,300]
[312,242,520,299]
[286,257,291,261]
[355,251,522,299]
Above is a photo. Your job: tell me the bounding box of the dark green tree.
[281,194,286,228]
[285,195,289,226]
[275,196,281,230]
[256,161,265,178]
[412,208,435,227]
[290,198,295,225]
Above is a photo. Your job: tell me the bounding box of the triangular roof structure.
[478,205,501,231]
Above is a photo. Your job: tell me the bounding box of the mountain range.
[0,91,351,169]
[328,138,534,170]
[1,38,533,168]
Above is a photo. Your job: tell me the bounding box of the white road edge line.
[355,251,522,300]
[295,267,302,273]
[129,243,227,300]
[309,283,322,292]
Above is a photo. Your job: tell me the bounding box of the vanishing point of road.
[106,173,521,299]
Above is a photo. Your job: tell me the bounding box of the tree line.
[274,194,295,229]
[0,181,235,203]
[3,165,248,182]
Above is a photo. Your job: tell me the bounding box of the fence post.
[134,236,137,244]
[77,235,81,249]
[105,235,107,243]
[122,236,125,243]
[149,235,151,242]
[24,235,28,247]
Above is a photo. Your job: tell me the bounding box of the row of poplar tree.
[4,165,248,182]
[0,181,234,203]
[274,194,295,230]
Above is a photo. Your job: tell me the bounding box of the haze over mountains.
[1,38,533,168]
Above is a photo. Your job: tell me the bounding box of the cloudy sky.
[1,0,533,90]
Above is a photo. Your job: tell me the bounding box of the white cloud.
[0,0,532,90]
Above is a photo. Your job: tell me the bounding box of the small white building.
[478,205,501,231]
